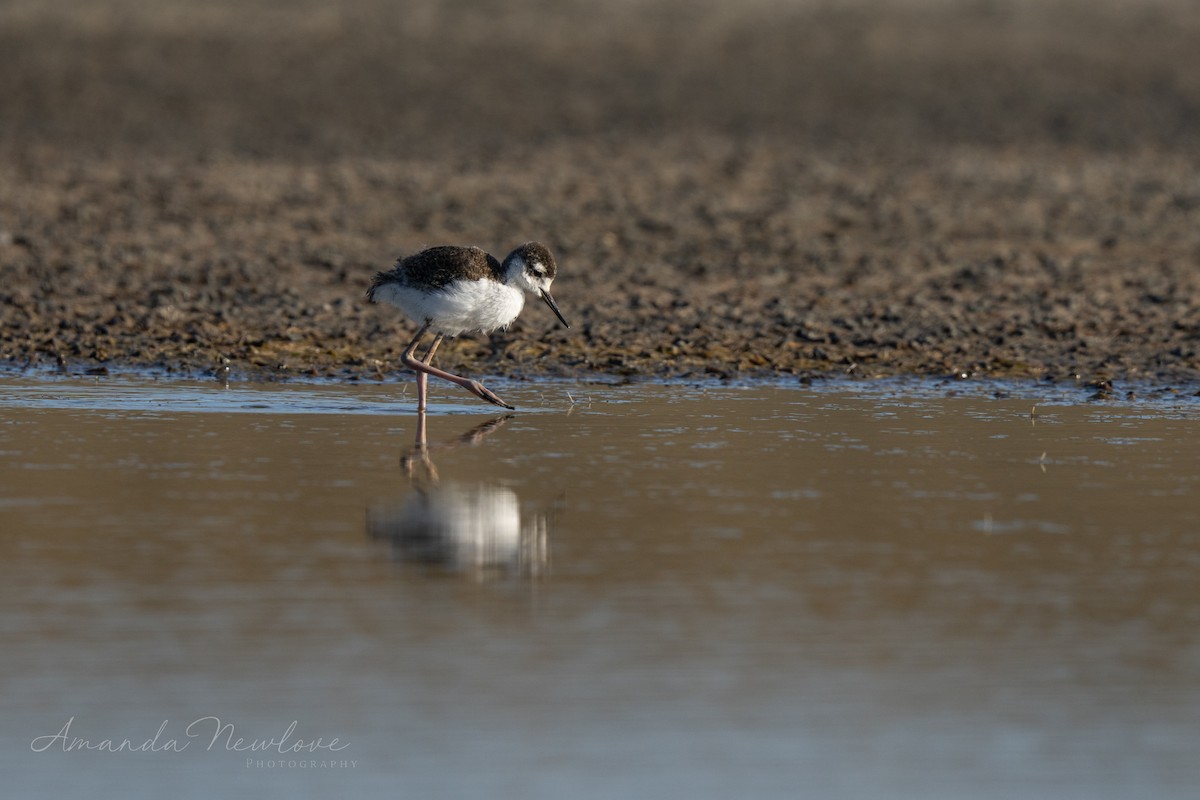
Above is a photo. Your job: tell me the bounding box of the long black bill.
[540,289,570,328]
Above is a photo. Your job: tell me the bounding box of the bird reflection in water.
[367,413,548,578]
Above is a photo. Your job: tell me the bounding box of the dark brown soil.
[2,0,1199,387]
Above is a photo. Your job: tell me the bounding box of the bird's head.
[503,242,569,328]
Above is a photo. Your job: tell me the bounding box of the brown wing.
[367,245,503,301]
[400,246,502,289]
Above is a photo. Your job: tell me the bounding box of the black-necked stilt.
[367,242,569,411]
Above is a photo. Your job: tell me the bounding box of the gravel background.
[2,0,1198,388]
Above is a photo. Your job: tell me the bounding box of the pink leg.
[416,333,444,412]
[402,323,514,410]
[403,323,432,413]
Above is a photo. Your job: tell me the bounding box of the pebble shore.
[2,1,1198,388]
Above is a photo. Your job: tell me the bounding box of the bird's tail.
[365,268,399,303]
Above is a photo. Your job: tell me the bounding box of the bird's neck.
[500,258,530,292]
[499,256,521,284]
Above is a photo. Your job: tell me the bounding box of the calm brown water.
[1,375,1198,798]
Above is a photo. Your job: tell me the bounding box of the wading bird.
[367,242,569,411]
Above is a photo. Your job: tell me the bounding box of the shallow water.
[1,375,1198,798]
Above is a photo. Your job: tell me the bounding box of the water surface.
[1,375,1198,798]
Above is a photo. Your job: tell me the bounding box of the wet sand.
[2,0,1199,387]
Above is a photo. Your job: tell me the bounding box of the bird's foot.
[467,380,515,410]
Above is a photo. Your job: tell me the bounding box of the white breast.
[374,279,526,336]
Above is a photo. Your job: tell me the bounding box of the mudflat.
[2,0,1198,388]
